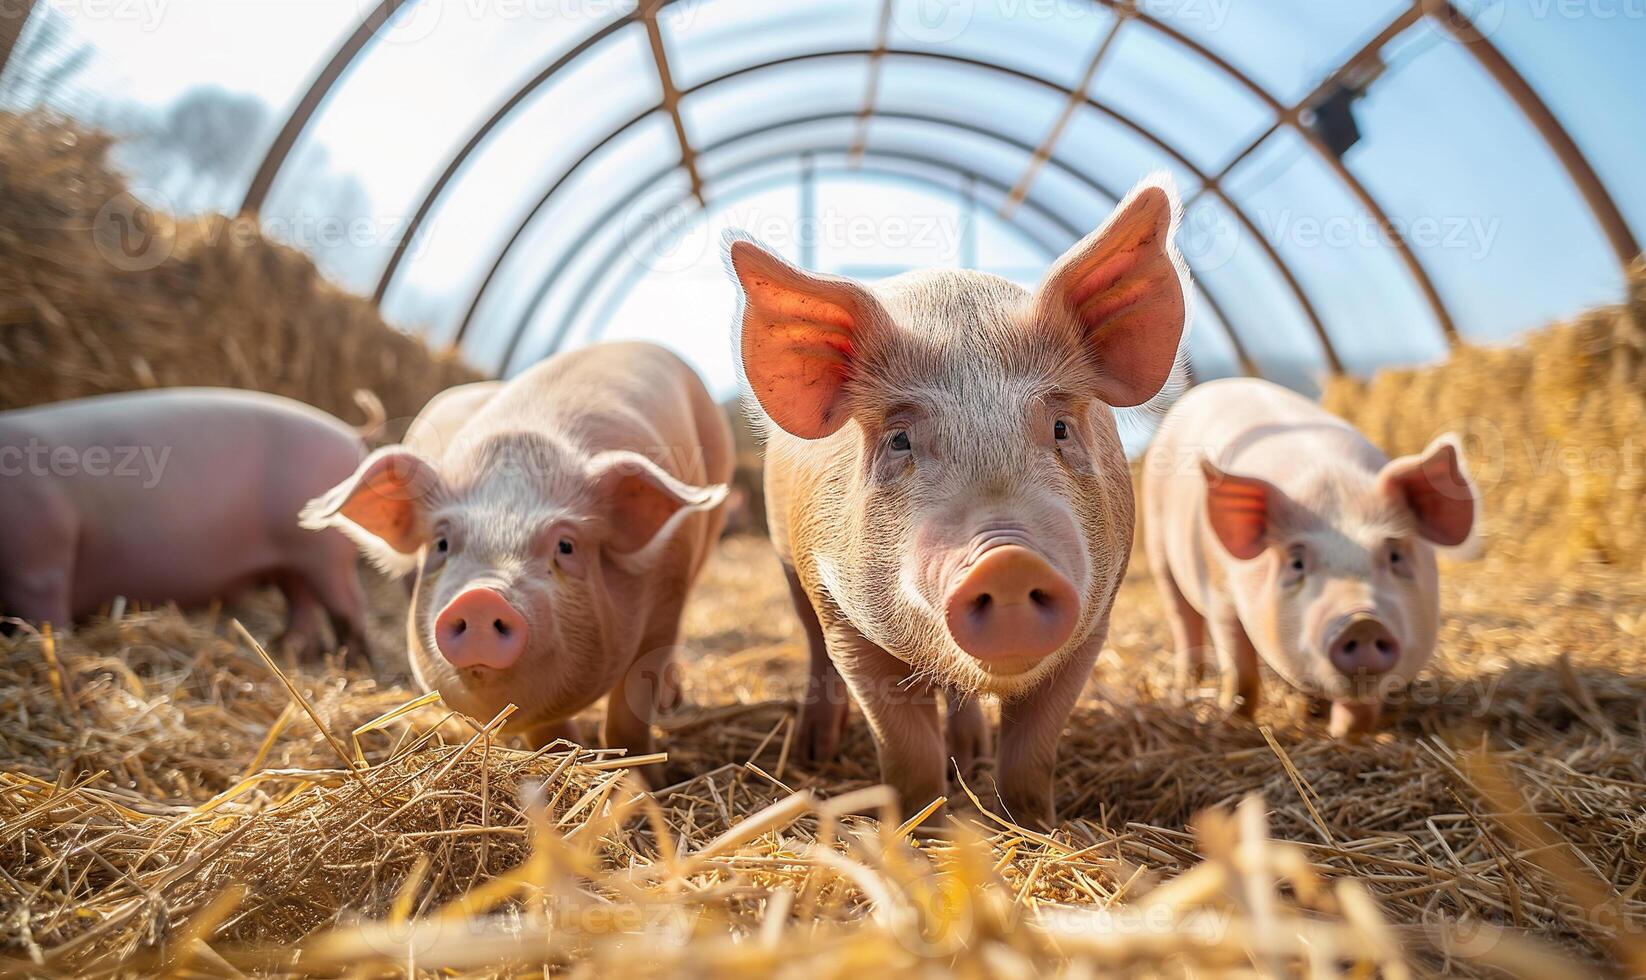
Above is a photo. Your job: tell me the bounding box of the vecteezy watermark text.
[0,441,172,489]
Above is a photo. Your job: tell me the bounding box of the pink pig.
[0,388,372,659]
[302,342,732,759]
[1142,378,1479,736]
[733,178,1190,828]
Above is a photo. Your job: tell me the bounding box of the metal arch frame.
[244,0,1641,368]
[501,110,1257,374]
[509,154,1072,375]
[471,49,1307,372]
[564,163,1065,356]
[497,142,1093,374]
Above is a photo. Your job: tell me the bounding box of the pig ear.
[591,451,729,562]
[300,447,445,573]
[728,235,888,439]
[1034,176,1188,408]
[1377,436,1478,547]
[1201,458,1281,561]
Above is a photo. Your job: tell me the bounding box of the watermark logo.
[91,188,174,272]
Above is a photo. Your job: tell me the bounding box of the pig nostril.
[1376,639,1393,655]
[1344,639,1358,654]
[451,619,467,636]
[972,594,992,613]
[493,619,510,636]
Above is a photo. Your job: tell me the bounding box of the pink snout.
[435,588,527,670]
[944,545,1079,668]
[1327,617,1400,677]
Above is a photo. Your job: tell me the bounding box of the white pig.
[734,177,1190,829]
[302,343,732,759]
[1142,378,1479,736]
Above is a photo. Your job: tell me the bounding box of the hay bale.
[1322,264,1646,573]
[0,111,480,427]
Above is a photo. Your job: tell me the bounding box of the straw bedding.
[2,113,1644,977]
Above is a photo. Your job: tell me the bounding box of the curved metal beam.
[239,0,413,215]
[555,163,1063,360]
[369,15,637,303]
[497,143,1088,374]
[1429,0,1638,267]
[518,115,1256,376]
[461,51,1294,373]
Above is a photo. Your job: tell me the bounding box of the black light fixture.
[1302,56,1385,161]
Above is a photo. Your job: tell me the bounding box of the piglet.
[732,177,1190,829]
[302,342,732,761]
[1142,377,1479,735]
[0,388,372,659]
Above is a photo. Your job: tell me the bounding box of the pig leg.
[1209,603,1261,718]
[274,574,329,661]
[829,625,945,821]
[602,619,685,781]
[298,558,373,666]
[1155,565,1208,693]
[1,507,76,630]
[786,565,850,765]
[943,690,990,784]
[521,716,587,748]
[996,638,1100,830]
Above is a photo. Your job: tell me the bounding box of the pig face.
[734,178,1189,697]
[303,435,726,723]
[1201,437,1478,701]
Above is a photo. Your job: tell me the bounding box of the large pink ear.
[300,448,445,571]
[728,237,888,439]
[1034,177,1188,407]
[1201,459,1282,561]
[591,451,729,559]
[1378,436,1478,547]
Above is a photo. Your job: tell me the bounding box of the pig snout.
[1326,615,1400,677]
[435,588,528,670]
[944,533,1079,668]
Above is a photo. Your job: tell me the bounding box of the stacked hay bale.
[0,112,480,425]
[1323,263,1646,573]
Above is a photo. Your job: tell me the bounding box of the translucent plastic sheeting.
[1054,100,1204,196]
[875,55,1067,152]
[1226,128,1448,376]
[1155,0,1414,105]
[660,0,878,91]
[1348,34,1620,345]
[5,2,362,215]
[681,56,869,149]
[262,7,649,293]
[458,114,680,367]
[1460,4,1646,252]
[1182,194,1328,395]
[695,118,863,185]
[382,28,662,334]
[886,0,1115,92]
[1090,23,1274,174]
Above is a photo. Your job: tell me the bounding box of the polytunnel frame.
[231,0,1640,378]
[494,111,1257,376]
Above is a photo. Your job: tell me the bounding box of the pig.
[403,381,504,458]
[1142,377,1479,736]
[0,388,372,659]
[732,177,1190,829]
[301,342,732,761]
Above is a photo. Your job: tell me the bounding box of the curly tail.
[351,389,387,441]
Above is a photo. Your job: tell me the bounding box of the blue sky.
[13,0,1644,398]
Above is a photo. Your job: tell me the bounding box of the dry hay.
[0,112,480,427]
[1,535,1643,978]
[1323,263,1646,573]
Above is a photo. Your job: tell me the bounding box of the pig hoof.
[1328,700,1382,738]
[795,699,848,766]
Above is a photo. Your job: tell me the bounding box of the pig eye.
[558,538,575,556]
[889,430,912,453]
[435,537,449,554]
[1283,544,1307,584]
[1053,419,1070,441]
